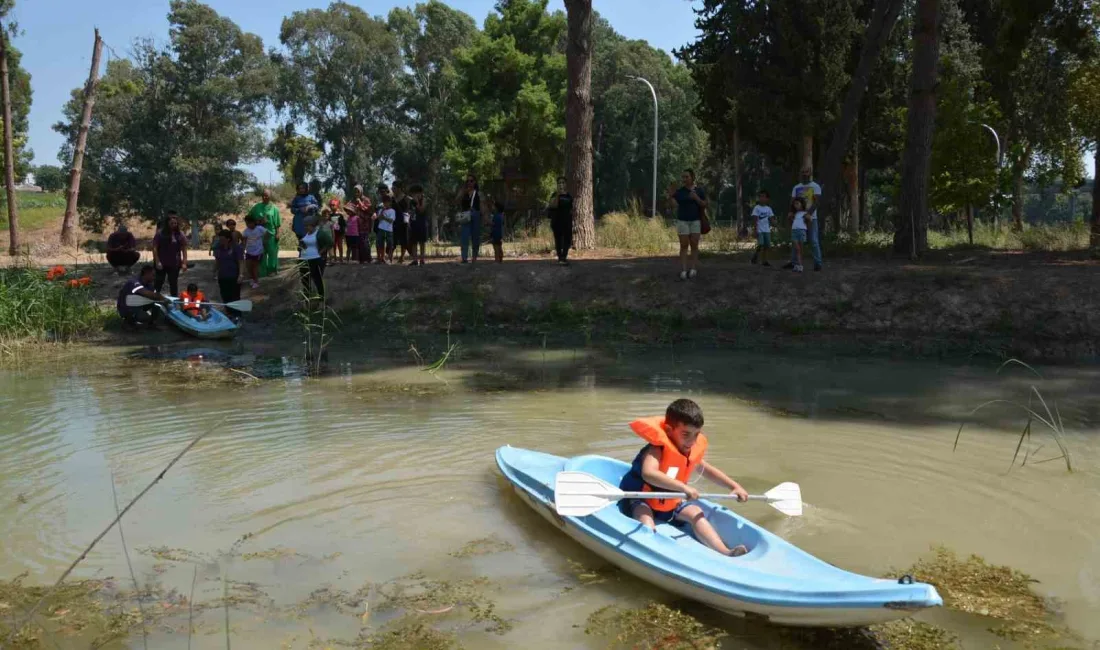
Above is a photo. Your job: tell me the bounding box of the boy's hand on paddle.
[684,485,700,501]
[730,486,749,502]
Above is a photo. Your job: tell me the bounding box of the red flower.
[78,276,91,287]
[66,279,79,288]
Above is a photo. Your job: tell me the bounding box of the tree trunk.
[564,0,595,249]
[820,0,906,235]
[967,204,974,245]
[844,155,859,236]
[858,160,867,233]
[1091,141,1100,251]
[1011,159,1025,231]
[801,135,814,176]
[61,29,103,247]
[1,28,19,257]
[734,127,743,231]
[894,0,941,258]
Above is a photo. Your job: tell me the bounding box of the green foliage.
[31,164,65,192]
[0,267,109,345]
[1,34,34,182]
[266,124,320,186]
[53,1,274,234]
[444,0,567,191]
[275,2,405,191]
[591,17,708,215]
[596,211,675,253]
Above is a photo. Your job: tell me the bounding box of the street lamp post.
[627,75,658,218]
[980,123,1002,167]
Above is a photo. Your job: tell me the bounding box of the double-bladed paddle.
[126,294,253,313]
[553,471,802,518]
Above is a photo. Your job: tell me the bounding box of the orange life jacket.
[630,416,708,512]
[181,290,205,316]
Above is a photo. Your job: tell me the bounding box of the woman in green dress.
[248,188,282,277]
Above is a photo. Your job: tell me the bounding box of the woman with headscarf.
[248,188,282,277]
[290,182,319,244]
[454,174,481,263]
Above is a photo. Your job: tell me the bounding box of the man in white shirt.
[786,168,823,271]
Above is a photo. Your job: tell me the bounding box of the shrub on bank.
[597,212,676,254]
[0,266,110,344]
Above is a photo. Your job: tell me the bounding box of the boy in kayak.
[621,399,750,557]
[180,283,210,321]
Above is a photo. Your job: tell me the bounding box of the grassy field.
[0,191,66,232]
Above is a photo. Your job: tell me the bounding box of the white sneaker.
[679,271,688,281]
[794,265,804,273]
[688,269,697,279]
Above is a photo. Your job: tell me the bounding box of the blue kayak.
[495,446,942,627]
[159,303,240,340]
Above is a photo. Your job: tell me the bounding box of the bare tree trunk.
[1011,158,1025,231]
[967,204,974,245]
[820,0,906,233]
[61,29,103,247]
[844,155,860,235]
[1091,142,1100,251]
[564,0,595,249]
[858,159,867,233]
[801,135,814,176]
[1,27,19,257]
[894,0,941,258]
[734,127,743,231]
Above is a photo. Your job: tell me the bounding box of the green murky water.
[2,345,1098,648]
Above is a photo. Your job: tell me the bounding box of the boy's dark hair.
[683,168,695,179]
[186,283,199,292]
[244,215,255,223]
[166,210,178,217]
[218,229,231,239]
[758,189,770,198]
[666,398,704,428]
[139,264,155,276]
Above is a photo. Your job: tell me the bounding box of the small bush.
[0,266,110,344]
[513,220,553,256]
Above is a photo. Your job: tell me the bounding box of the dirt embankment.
[245,248,1099,362]
[60,246,1100,361]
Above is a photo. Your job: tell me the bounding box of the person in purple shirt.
[152,211,189,296]
[116,264,170,329]
[106,223,139,275]
[212,229,245,319]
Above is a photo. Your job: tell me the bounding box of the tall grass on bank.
[596,212,677,254]
[928,220,1089,251]
[0,266,110,346]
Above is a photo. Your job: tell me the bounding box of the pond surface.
[1,346,1099,648]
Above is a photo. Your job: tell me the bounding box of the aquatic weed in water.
[584,602,726,650]
[954,359,1074,471]
[448,536,515,559]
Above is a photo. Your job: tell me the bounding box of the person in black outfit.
[392,180,412,264]
[408,184,430,266]
[548,177,574,265]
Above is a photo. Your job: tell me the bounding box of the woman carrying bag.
[454,175,481,264]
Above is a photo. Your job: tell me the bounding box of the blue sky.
[10,0,702,183]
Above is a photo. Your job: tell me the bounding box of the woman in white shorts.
[667,169,708,280]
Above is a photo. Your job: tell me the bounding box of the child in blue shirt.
[491,200,505,264]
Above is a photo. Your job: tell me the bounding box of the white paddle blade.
[125,294,153,307]
[764,482,803,517]
[225,299,253,312]
[554,471,624,517]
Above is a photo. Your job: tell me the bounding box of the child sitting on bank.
[180,283,210,321]
[620,398,750,557]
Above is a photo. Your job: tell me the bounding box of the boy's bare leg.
[677,505,748,556]
[630,502,658,531]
